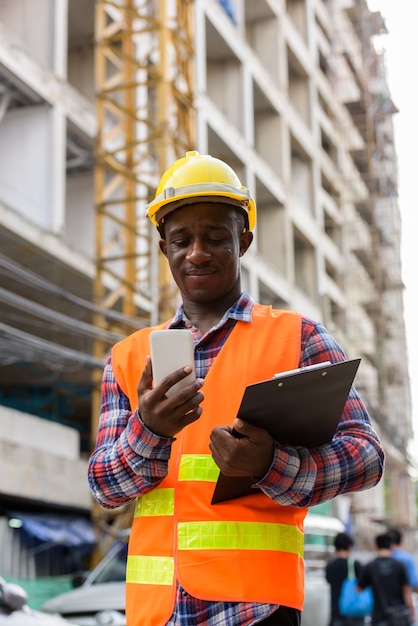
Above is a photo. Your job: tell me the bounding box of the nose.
[186,238,211,264]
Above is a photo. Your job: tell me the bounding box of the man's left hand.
[209,418,274,479]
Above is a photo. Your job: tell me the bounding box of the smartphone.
[150,329,196,397]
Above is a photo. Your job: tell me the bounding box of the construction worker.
[88,151,384,626]
[388,528,418,593]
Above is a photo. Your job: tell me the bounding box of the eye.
[207,233,229,245]
[171,238,191,248]
[207,237,222,244]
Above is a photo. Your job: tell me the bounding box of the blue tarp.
[7,512,97,547]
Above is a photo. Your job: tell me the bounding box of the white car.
[0,578,77,626]
[42,514,344,626]
[41,537,127,626]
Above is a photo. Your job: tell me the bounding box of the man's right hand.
[137,356,204,438]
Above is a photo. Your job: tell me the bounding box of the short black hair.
[387,528,402,545]
[375,532,392,550]
[333,532,354,551]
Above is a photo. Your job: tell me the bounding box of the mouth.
[185,269,218,287]
[186,268,216,277]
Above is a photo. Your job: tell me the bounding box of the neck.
[337,550,350,558]
[182,305,227,335]
[182,291,242,334]
[377,548,392,557]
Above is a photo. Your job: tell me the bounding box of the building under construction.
[0,0,414,578]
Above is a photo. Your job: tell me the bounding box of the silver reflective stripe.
[156,182,250,203]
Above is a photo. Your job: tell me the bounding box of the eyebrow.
[168,223,229,236]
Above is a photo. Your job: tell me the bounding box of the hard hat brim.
[154,195,249,227]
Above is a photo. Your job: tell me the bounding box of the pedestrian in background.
[326,531,366,626]
[357,532,415,626]
[388,528,418,593]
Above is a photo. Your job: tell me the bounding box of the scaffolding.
[92,0,195,536]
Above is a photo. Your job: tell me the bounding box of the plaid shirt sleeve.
[257,317,385,506]
[88,355,175,508]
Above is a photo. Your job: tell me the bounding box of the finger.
[141,376,204,438]
[157,365,195,399]
[155,395,204,438]
[137,356,153,393]
[171,385,205,419]
[181,404,203,426]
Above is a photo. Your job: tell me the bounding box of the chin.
[185,288,221,303]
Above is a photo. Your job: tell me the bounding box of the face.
[159,202,253,307]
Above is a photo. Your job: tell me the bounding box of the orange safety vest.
[112,304,306,626]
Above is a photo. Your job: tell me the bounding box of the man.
[388,528,418,593]
[88,151,384,626]
[357,532,415,626]
[326,531,367,626]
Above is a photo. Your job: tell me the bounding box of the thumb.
[233,418,272,444]
[232,418,255,438]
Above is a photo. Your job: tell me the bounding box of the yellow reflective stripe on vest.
[178,454,220,482]
[126,555,174,585]
[178,521,304,556]
[134,488,174,517]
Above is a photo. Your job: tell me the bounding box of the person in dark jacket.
[326,531,366,626]
[357,532,415,626]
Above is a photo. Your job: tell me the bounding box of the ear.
[159,239,168,257]
[239,230,253,257]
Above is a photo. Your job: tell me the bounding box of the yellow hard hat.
[146,151,256,231]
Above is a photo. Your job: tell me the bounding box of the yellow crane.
[91,0,195,541]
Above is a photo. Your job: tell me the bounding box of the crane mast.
[91,0,195,535]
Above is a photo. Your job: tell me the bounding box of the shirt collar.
[169,291,254,329]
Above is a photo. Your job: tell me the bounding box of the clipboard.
[211,358,361,504]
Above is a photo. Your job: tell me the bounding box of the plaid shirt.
[89,293,384,626]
